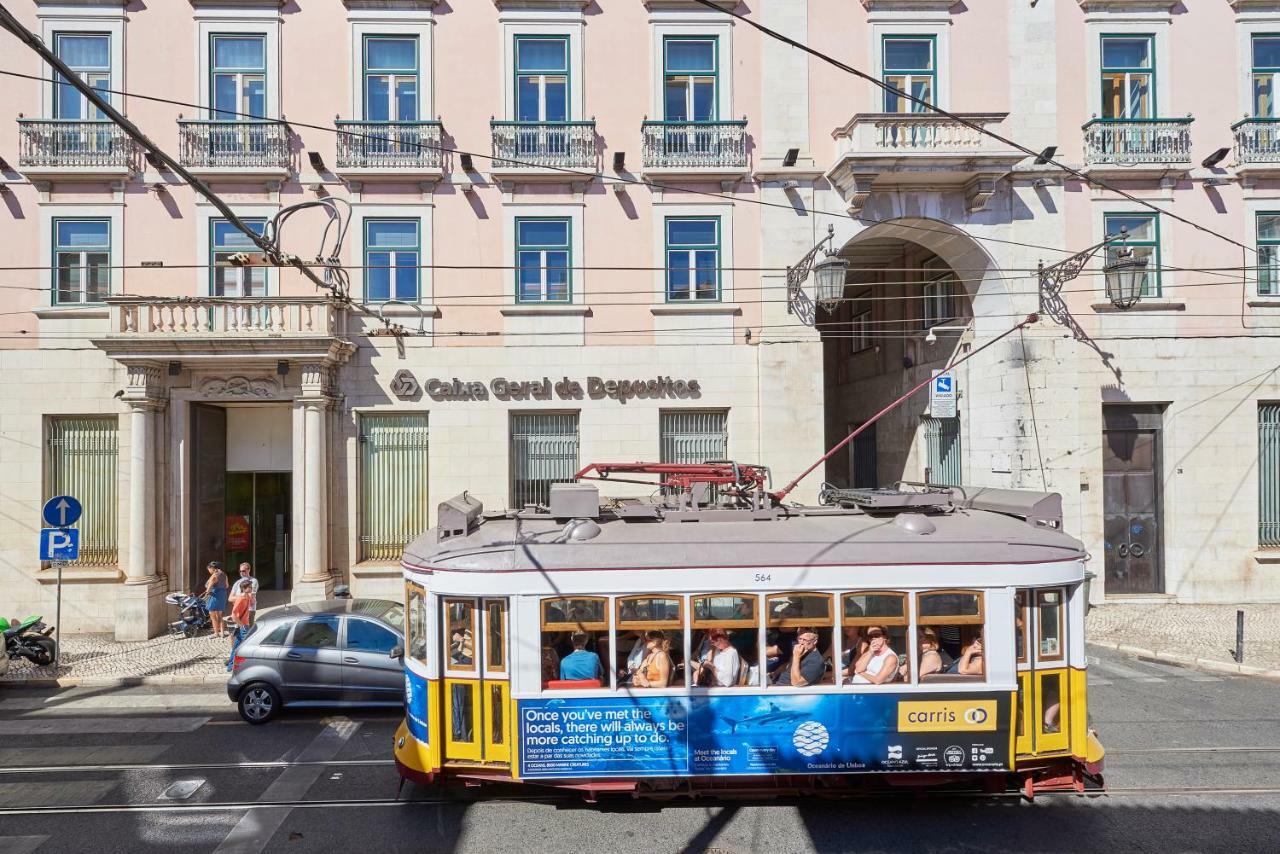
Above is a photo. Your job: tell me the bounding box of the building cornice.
[34,0,128,7]
[1228,0,1280,11]
[344,0,439,9]
[188,0,286,8]
[493,0,593,10]
[1076,0,1179,11]
[859,1,958,11]
[643,0,740,10]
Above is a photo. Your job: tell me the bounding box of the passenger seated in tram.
[618,630,647,686]
[916,628,948,679]
[848,626,899,685]
[449,629,474,667]
[839,626,869,680]
[765,623,799,677]
[541,644,560,685]
[632,630,674,688]
[771,629,824,687]
[559,632,605,682]
[693,628,742,688]
[949,632,985,676]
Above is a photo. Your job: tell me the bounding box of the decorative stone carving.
[199,376,279,399]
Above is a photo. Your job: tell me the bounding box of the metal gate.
[1102,405,1164,594]
[1261,404,1280,547]
[660,410,728,464]
[923,416,961,486]
[510,412,579,508]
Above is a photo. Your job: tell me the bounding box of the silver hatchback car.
[227,598,405,724]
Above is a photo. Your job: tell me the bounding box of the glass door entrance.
[224,472,291,590]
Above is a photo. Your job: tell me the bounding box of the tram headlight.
[397,736,405,749]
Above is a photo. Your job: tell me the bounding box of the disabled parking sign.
[930,372,957,418]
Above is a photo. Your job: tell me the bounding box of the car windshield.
[355,600,403,631]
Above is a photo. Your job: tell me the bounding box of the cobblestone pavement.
[1087,603,1280,672]
[0,629,228,683]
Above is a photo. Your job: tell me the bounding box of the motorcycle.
[1,615,57,667]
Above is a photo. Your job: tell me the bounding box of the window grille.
[923,416,961,487]
[1261,404,1280,547]
[47,416,118,565]
[360,413,430,561]
[660,410,728,465]
[510,412,579,508]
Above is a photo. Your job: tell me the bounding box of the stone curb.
[1088,641,1280,682]
[1,673,227,689]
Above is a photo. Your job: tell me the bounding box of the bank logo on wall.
[792,721,830,757]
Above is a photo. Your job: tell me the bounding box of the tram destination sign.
[392,374,703,404]
[517,692,1010,779]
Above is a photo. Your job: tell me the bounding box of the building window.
[851,422,878,489]
[360,414,430,562]
[1104,213,1160,297]
[882,36,935,113]
[515,218,571,303]
[47,416,118,565]
[363,36,419,122]
[664,37,717,121]
[211,218,268,297]
[924,416,961,486]
[660,410,728,465]
[1258,213,1280,296]
[510,412,579,509]
[921,257,957,329]
[1100,35,1154,119]
[53,34,110,119]
[53,219,110,305]
[1253,35,1280,118]
[211,34,267,119]
[851,299,872,352]
[365,219,420,302]
[1261,404,1280,548]
[665,217,720,302]
[515,36,569,122]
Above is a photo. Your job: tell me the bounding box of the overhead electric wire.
[690,0,1254,256]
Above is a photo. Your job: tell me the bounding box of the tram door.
[441,598,512,765]
[1015,588,1070,756]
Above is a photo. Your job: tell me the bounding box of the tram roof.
[401,497,1086,574]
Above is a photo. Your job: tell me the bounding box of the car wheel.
[238,682,280,725]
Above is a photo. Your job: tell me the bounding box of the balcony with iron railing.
[828,113,1023,213]
[1232,117,1280,181]
[1081,117,1194,178]
[176,118,291,179]
[489,120,596,182]
[334,119,445,179]
[640,119,749,179]
[17,118,136,179]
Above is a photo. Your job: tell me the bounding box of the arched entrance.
[819,218,1019,491]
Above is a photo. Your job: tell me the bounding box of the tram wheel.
[237,682,280,725]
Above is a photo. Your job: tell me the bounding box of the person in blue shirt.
[559,632,604,682]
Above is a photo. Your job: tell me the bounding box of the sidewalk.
[1,631,228,686]
[1086,603,1280,678]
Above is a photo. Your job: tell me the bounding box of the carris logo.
[964,707,989,725]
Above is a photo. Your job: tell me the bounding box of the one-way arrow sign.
[42,495,83,528]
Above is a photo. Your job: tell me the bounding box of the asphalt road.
[0,647,1276,854]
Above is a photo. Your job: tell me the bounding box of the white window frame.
[851,303,872,352]
[499,9,585,122]
[351,203,435,307]
[195,201,279,297]
[502,202,586,308]
[1237,13,1280,118]
[649,14,733,121]
[37,203,123,311]
[348,9,435,121]
[1083,12,1171,120]
[649,201,734,305]
[38,10,126,118]
[1091,198,1174,301]
[194,10,282,120]
[867,11,950,112]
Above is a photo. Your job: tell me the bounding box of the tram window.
[767,593,832,626]
[407,584,428,664]
[485,600,506,673]
[766,593,834,686]
[1015,589,1029,665]
[1037,589,1065,662]
[617,596,685,689]
[1040,672,1062,734]
[451,684,474,743]
[916,590,985,682]
[841,592,908,685]
[445,599,476,671]
[691,594,758,688]
[490,684,505,746]
[541,597,608,689]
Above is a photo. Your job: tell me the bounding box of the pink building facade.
[2,0,1279,638]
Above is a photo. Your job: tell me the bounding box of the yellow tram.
[393,468,1104,798]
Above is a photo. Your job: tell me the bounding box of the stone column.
[292,363,334,602]
[116,363,168,640]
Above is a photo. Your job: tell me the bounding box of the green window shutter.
[360,413,430,561]
[47,416,118,565]
[510,412,579,508]
[1261,404,1280,548]
[660,410,727,464]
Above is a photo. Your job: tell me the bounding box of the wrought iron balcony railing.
[490,120,596,169]
[108,296,343,337]
[18,118,134,170]
[335,120,444,170]
[1081,117,1194,165]
[1232,117,1280,164]
[641,119,748,170]
[177,119,290,171]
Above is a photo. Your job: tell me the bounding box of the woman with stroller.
[202,561,230,638]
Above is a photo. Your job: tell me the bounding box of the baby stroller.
[166,591,212,637]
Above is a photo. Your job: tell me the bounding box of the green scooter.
[1,615,57,667]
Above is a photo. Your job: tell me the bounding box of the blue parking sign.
[40,528,79,561]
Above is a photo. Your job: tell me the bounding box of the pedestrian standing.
[230,562,259,626]
[203,560,229,638]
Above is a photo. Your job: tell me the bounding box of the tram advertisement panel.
[405,669,430,744]
[518,692,1009,779]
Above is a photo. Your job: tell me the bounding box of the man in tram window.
[771,629,824,687]
[559,632,604,682]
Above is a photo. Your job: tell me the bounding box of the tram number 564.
[754,573,772,583]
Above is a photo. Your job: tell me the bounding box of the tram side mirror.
[390,645,404,660]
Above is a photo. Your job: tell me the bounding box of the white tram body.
[394,481,1104,797]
